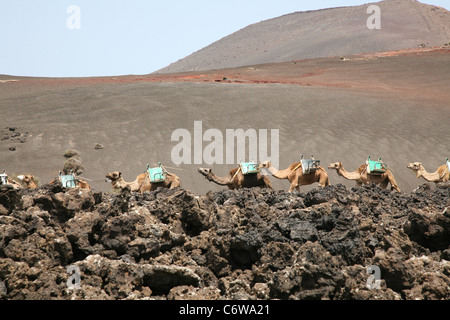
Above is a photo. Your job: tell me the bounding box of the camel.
[17,175,38,189]
[259,161,329,192]
[407,162,450,183]
[0,171,23,190]
[105,171,147,192]
[76,179,92,190]
[328,162,401,192]
[0,178,22,190]
[327,162,367,186]
[105,170,181,193]
[197,166,273,190]
[50,173,91,190]
[6,179,23,190]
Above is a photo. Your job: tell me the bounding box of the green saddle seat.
[148,164,166,183]
[367,157,387,174]
[240,162,260,175]
[60,174,77,188]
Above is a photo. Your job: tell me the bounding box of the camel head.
[105,171,122,182]
[407,162,422,171]
[22,175,34,183]
[17,175,37,188]
[198,167,212,178]
[407,162,424,179]
[22,175,36,185]
[259,161,272,169]
[328,162,342,170]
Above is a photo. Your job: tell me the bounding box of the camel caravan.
[198,156,449,193]
[0,169,91,191]
[198,155,449,193]
[1,156,449,194]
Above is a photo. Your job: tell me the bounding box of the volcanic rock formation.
[1,180,449,300]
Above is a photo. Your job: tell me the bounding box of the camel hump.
[229,167,240,175]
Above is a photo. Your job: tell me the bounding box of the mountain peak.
[157,0,450,73]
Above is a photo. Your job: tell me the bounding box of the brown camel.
[328,162,401,192]
[327,162,367,186]
[6,179,23,190]
[407,162,450,183]
[105,171,147,192]
[259,160,329,193]
[17,175,38,189]
[197,166,272,190]
[50,173,91,190]
[106,170,181,193]
[0,171,23,190]
[77,179,92,190]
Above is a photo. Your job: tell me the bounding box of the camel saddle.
[301,157,320,174]
[366,156,387,175]
[240,161,260,175]
[148,163,167,183]
[59,173,78,188]
[447,158,450,173]
[0,172,8,185]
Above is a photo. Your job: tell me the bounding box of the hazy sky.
[1,0,449,77]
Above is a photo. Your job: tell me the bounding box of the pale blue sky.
[0,0,449,77]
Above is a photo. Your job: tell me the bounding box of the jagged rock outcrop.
[0,181,449,300]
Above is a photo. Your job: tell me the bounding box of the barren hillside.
[157,0,450,73]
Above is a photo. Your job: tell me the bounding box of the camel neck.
[418,166,440,181]
[208,172,231,186]
[337,164,361,180]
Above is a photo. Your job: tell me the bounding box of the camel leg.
[389,178,401,192]
[287,181,299,193]
[170,179,181,189]
[319,176,330,188]
[380,180,389,190]
[263,176,273,189]
[387,172,401,192]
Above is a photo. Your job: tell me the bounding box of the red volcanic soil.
[167,47,450,99]
[6,47,449,103]
[150,47,450,103]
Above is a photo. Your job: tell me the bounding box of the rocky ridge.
[0,181,449,300]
